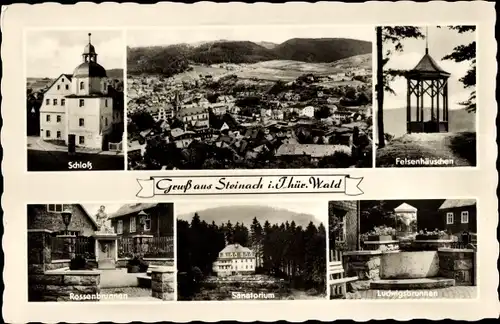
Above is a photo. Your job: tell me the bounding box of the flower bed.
[361,226,396,242]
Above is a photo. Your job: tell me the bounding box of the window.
[65,85,69,90]
[446,212,454,224]
[105,117,108,126]
[144,215,151,231]
[105,99,108,107]
[79,136,85,145]
[46,115,51,122]
[461,211,469,224]
[56,115,61,123]
[79,118,85,127]
[79,99,84,107]
[45,130,51,137]
[61,99,65,106]
[53,99,57,105]
[47,204,67,213]
[331,208,347,242]
[130,216,136,233]
[117,220,123,234]
[57,85,60,90]
[80,81,84,90]
[46,99,50,105]
[56,131,61,139]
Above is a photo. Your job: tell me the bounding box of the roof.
[73,61,107,78]
[276,144,351,158]
[219,244,253,255]
[438,199,476,210]
[78,205,100,229]
[83,43,96,55]
[176,106,208,118]
[394,202,418,212]
[42,74,73,94]
[407,51,450,79]
[109,203,159,219]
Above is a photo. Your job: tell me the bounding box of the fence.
[51,236,96,260]
[118,236,174,259]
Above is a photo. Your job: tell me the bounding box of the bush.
[70,255,91,270]
[127,256,149,273]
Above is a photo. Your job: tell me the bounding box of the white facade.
[39,34,114,150]
[212,243,256,277]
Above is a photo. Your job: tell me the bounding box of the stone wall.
[116,258,174,268]
[438,249,476,286]
[196,275,290,301]
[362,241,399,252]
[343,251,382,291]
[30,270,101,302]
[412,240,453,251]
[27,204,96,236]
[329,200,359,251]
[151,267,175,300]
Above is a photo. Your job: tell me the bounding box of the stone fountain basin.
[380,251,439,279]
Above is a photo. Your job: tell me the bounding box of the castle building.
[39,33,117,150]
[212,243,256,277]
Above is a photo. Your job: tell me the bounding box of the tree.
[376,26,424,148]
[441,26,476,112]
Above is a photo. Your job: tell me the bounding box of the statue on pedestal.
[95,205,114,234]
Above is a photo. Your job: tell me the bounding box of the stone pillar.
[28,230,53,301]
[151,267,175,300]
[343,250,382,291]
[438,249,476,286]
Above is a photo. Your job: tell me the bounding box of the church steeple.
[82,33,98,63]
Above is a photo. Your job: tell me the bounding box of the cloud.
[26,31,124,78]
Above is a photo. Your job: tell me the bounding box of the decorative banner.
[136,175,364,198]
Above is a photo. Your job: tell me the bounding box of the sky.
[82,204,123,221]
[127,25,374,47]
[176,199,328,224]
[26,30,124,78]
[383,26,476,111]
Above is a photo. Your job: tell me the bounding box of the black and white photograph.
[176,200,327,301]
[375,26,477,167]
[328,199,477,299]
[27,203,175,302]
[26,30,125,171]
[126,25,374,170]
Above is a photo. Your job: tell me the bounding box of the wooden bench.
[328,261,358,299]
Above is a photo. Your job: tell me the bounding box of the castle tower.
[72,33,108,96]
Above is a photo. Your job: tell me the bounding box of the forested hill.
[127,38,372,75]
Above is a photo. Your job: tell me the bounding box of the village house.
[109,203,174,238]
[438,199,477,235]
[329,201,360,254]
[174,106,210,128]
[300,106,315,118]
[150,104,173,122]
[27,204,99,237]
[39,33,118,150]
[212,243,256,277]
[275,143,352,164]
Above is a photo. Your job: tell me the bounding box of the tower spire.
[88,33,92,44]
[425,27,429,55]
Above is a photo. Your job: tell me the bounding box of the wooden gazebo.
[405,43,451,133]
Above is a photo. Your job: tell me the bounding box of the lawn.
[27,149,125,171]
[376,132,476,167]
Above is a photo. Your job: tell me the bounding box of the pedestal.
[93,232,118,270]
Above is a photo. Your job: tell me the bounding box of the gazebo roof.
[406,50,451,80]
[394,202,418,212]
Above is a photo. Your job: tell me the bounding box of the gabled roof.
[43,73,73,93]
[394,202,418,212]
[407,51,450,79]
[109,203,159,219]
[219,243,253,255]
[439,199,476,210]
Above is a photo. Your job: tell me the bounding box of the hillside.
[178,205,324,228]
[382,107,476,138]
[27,69,123,91]
[273,38,372,63]
[127,38,372,75]
[107,69,124,79]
